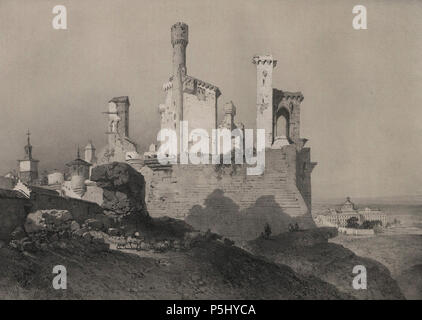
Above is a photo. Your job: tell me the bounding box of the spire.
[26,129,31,145]
[24,129,33,160]
[66,145,91,168]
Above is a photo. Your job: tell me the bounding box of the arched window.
[275,107,290,138]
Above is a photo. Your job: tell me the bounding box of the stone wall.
[82,185,104,206]
[338,227,375,236]
[296,147,315,210]
[160,77,219,144]
[0,184,104,241]
[0,189,30,241]
[0,176,15,190]
[183,87,217,138]
[142,146,315,242]
[29,192,103,224]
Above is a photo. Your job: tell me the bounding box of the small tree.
[360,220,372,229]
[361,220,382,229]
[346,217,360,229]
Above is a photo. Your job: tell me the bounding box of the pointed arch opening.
[275,106,290,139]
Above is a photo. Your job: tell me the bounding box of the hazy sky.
[0,0,421,199]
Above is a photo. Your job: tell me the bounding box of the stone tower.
[101,96,137,163]
[107,96,130,140]
[17,130,39,184]
[66,147,91,197]
[220,101,236,131]
[171,22,188,143]
[159,22,220,154]
[252,55,277,148]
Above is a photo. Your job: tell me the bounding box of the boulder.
[42,210,72,226]
[24,211,47,233]
[90,162,148,218]
[24,210,73,233]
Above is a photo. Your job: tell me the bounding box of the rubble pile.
[6,206,232,256]
[111,229,234,253]
[8,209,110,253]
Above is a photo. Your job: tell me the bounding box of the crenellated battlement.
[163,75,221,97]
[171,22,189,47]
[252,55,278,67]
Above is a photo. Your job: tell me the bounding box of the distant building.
[66,148,91,197]
[320,197,387,227]
[96,96,138,164]
[17,130,39,185]
[358,207,387,226]
[14,180,62,200]
[47,170,65,190]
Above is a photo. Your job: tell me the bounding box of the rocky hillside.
[396,264,422,300]
[332,234,422,299]
[0,228,351,299]
[245,228,405,300]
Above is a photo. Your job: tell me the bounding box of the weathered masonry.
[138,23,317,241]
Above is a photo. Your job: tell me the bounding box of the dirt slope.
[0,237,350,300]
[332,234,422,299]
[245,228,405,300]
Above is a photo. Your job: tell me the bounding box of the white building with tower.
[17,130,39,185]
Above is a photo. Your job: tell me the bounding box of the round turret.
[66,149,91,196]
[71,175,86,196]
[171,22,189,142]
[171,22,188,47]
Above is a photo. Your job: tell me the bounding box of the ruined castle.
[3,22,317,242]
